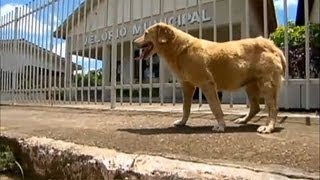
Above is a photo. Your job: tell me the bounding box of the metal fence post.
[12,7,19,105]
[110,0,118,109]
[304,0,310,110]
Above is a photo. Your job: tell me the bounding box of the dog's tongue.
[134,46,151,60]
[134,50,146,60]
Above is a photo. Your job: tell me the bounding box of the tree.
[77,69,103,87]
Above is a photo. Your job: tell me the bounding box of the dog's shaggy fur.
[134,23,286,133]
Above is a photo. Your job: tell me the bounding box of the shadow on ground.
[118,124,284,135]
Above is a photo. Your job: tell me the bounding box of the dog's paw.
[234,117,248,124]
[173,119,186,127]
[257,125,274,134]
[212,124,225,132]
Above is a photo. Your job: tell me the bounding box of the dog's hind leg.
[173,81,195,127]
[257,78,280,133]
[234,82,261,124]
[200,81,225,132]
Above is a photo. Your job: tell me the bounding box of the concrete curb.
[1,103,319,119]
[1,134,319,180]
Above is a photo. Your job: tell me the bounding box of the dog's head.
[134,22,175,60]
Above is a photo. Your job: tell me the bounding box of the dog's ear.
[157,25,175,44]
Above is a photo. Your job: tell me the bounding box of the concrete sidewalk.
[1,105,319,178]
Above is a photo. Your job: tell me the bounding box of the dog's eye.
[145,31,149,35]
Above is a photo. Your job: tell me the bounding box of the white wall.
[310,0,320,23]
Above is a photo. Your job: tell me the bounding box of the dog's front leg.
[173,81,195,127]
[200,81,225,132]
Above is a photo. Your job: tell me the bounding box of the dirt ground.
[0,105,319,173]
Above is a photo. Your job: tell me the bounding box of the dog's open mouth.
[135,42,154,60]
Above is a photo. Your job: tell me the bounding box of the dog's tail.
[277,49,287,77]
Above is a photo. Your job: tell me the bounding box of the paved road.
[1,105,319,174]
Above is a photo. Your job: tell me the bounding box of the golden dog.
[134,22,286,133]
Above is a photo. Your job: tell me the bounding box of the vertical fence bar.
[13,7,19,104]
[101,0,108,105]
[49,0,56,105]
[40,1,45,103]
[172,0,177,106]
[87,0,94,104]
[185,0,189,33]
[69,0,76,104]
[120,0,125,105]
[81,0,88,104]
[19,7,24,102]
[198,0,203,107]
[35,0,41,103]
[64,0,70,104]
[6,14,8,100]
[4,14,7,96]
[138,0,143,105]
[0,15,2,97]
[0,19,2,97]
[4,14,6,96]
[304,0,310,109]
[26,4,30,102]
[159,0,164,105]
[263,0,268,38]
[22,6,27,102]
[45,1,50,103]
[53,0,60,103]
[245,0,249,108]
[34,0,43,103]
[110,0,118,109]
[6,14,8,96]
[59,0,64,103]
[0,16,3,96]
[15,8,19,102]
[74,0,81,104]
[56,0,63,103]
[283,0,289,109]
[17,7,23,102]
[228,0,233,108]
[31,1,36,102]
[149,0,154,105]
[94,0,101,104]
[139,47,142,105]
[5,14,8,98]
[129,0,134,105]
[9,12,13,103]
[213,0,216,42]
[8,12,11,102]
[10,11,13,104]
[6,14,9,96]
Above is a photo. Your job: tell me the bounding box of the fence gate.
[0,0,319,110]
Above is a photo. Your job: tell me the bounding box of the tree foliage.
[270,21,320,48]
[77,69,103,87]
[270,22,320,78]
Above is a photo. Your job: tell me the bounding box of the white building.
[53,0,319,109]
[0,39,81,100]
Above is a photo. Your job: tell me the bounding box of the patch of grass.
[0,144,16,173]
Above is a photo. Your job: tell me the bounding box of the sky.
[0,0,299,72]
